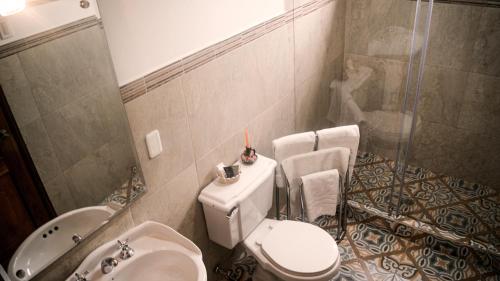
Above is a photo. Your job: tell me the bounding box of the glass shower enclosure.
[335,0,500,255]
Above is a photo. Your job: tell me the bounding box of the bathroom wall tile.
[195,131,245,189]
[425,3,482,72]
[183,23,293,159]
[294,0,345,85]
[0,55,40,127]
[64,137,135,208]
[19,118,62,184]
[18,25,117,116]
[125,77,194,192]
[457,73,500,134]
[418,65,468,127]
[471,7,500,76]
[345,0,415,61]
[248,95,295,158]
[44,174,78,215]
[42,93,114,171]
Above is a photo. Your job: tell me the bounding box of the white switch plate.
[146,130,162,159]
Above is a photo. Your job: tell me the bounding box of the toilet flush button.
[146,130,163,159]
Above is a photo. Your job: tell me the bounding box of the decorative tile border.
[0,16,100,59]
[119,0,334,103]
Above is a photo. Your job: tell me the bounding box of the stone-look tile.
[348,223,404,257]
[195,131,245,189]
[410,247,479,281]
[0,55,40,127]
[42,93,114,171]
[418,65,468,127]
[294,0,346,85]
[19,119,61,183]
[125,77,194,191]
[425,3,481,72]
[64,138,135,208]
[406,180,459,209]
[471,7,500,76]
[345,0,415,61]
[457,73,500,134]
[248,95,295,159]
[44,174,78,215]
[18,25,117,116]
[183,23,293,159]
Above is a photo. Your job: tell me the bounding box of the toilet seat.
[261,220,338,277]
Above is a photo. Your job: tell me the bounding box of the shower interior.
[329,0,500,256]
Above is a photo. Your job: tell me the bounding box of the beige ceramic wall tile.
[183,23,293,159]
[0,55,40,127]
[471,7,500,76]
[125,77,194,192]
[19,118,62,184]
[44,174,78,214]
[425,3,481,72]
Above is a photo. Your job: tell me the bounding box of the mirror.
[0,2,145,279]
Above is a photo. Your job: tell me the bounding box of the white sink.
[9,205,115,281]
[67,221,206,281]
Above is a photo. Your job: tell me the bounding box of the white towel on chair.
[302,169,339,222]
[316,125,360,181]
[272,132,316,188]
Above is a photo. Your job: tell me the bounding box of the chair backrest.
[272,131,316,189]
[281,147,350,193]
[316,125,359,181]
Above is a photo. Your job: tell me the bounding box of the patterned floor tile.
[364,253,422,281]
[406,179,460,209]
[368,187,421,214]
[468,198,500,229]
[356,162,396,190]
[356,152,386,166]
[348,223,404,257]
[427,204,488,237]
[348,175,364,193]
[334,260,369,281]
[410,247,479,281]
[348,191,373,208]
[387,161,438,183]
[442,176,497,200]
[338,237,356,262]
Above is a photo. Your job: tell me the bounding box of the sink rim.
[67,221,206,281]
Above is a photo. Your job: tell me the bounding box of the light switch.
[146,130,163,159]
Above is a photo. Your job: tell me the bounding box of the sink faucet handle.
[101,257,118,274]
[117,239,134,260]
[74,270,89,281]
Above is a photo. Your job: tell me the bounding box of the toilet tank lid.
[198,154,277,212]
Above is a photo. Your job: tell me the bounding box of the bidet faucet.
[101,257,118,274]
[117,239,134,260]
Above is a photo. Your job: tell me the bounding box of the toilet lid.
[260,221,338,276]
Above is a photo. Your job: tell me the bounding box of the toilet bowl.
[198,155,341,281]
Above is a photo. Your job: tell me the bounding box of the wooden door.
[0,87,55,268]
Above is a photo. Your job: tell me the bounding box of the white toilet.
[198,155,341,281]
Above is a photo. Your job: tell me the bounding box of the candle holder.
[241,146,257,165]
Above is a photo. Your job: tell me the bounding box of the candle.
[245,129,249,148]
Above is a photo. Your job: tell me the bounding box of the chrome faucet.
[101,257,118,274]
[117,239,134,260]
[74,270,89,281]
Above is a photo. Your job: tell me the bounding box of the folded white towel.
[281,147,350,218]
[272,132,316,188]
[302,169,339,222]
[316,125,360,181]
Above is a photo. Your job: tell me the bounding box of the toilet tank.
[198,154,277,249]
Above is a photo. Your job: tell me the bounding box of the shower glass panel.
[332,0,431,215]
[396,0,500,253]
